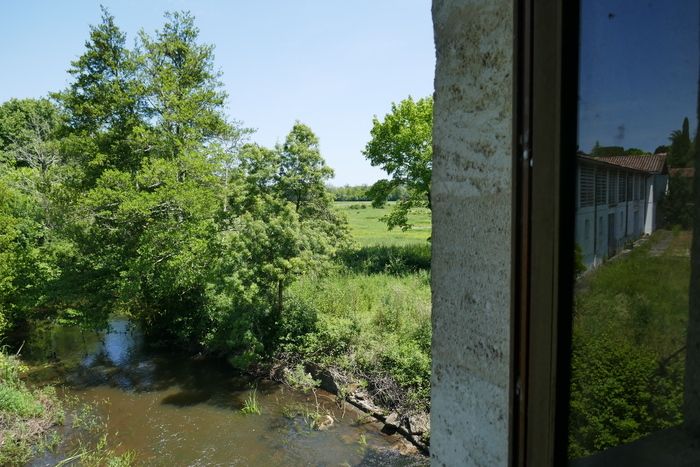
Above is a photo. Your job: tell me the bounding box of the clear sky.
[579,0,699,154]
[0,0,435,186]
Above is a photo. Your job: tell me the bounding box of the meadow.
[334,201,431,246]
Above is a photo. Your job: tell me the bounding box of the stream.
[19,318,427,466]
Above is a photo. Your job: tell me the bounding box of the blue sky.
[579,0,699,153]
[2,1,697,183]
[0,1,435,185]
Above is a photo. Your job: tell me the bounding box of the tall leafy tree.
[669,117,693,167]
[0,9,351,366]
[363,95,432,230]
[138,11,229,160]
[277,122,334,214]
[55,7,144,182]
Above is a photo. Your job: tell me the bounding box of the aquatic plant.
[241,389,261,415]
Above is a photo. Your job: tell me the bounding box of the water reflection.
[24,319,427,466]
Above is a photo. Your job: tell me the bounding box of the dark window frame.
[512,0,579,465]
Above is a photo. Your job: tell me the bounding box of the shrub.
[282,272,431,413]
[337,243,431,275]
[568,333,683,458]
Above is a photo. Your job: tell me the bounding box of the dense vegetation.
[0,9,350,365]
[661,117,698,227]
[569,230,690,457]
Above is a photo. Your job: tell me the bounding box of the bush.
[337,243,431,275]
[660,176,694,228]
[281,272,431,412]
[568,333,683,458]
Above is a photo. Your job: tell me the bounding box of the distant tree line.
[589,143,652,157]
[327,184,408,202]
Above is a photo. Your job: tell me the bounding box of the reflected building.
[576,152,668,267]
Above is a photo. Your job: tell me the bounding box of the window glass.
[570,0,698,462]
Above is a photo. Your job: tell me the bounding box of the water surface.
[22,319,426,466]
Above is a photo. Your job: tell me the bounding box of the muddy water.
[22,319,426,466]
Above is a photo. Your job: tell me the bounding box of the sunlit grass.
[286,271,431,412]
[334,201,431,246]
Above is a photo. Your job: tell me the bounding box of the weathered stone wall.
[431,0,514,465]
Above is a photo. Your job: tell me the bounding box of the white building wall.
[645,175,655,234]
[576,165,664,269]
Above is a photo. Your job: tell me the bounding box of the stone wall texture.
[430,0,514,465]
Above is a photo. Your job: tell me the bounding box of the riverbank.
[275,270,432,451]
[0,352,63,465]
[0,351,135,466]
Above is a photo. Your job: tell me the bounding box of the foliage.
[591,142,625,157]
[284,364,321,393]
[0,9,349,371]
[569,333,683,458]
[624,147,646,156]
[281,272,431,413]
[660,175,694,228]
[0,352,64,466]
[668,117,694,167]
[570,231,690,458]
[338,243,431,275]
[363,96,432,230]
[0,98,63,171]
[327,184,408,202]
[277,122,334,214]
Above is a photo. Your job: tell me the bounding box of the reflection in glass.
[569,0,699,462]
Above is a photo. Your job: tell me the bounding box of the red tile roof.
[592,153,667,174]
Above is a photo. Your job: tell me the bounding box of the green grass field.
[335,201,431,246]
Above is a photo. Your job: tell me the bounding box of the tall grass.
[0,352,64,465]
[240,389,261,415]
[569,230,690,458]
[282,271,431,412]
[337,243,431,275]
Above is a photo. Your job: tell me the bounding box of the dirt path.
[650,230,673,257]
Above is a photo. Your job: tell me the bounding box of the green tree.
[363,96,432,230]
[591,145,625,157]
[668,117,693,167]
[624,147,646,156]
[54,7,144,183]
[138,11,230,160]
[654,145,670,155]
[277,122,334,213]
[0,98,62,172]
[53,10,236,334]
